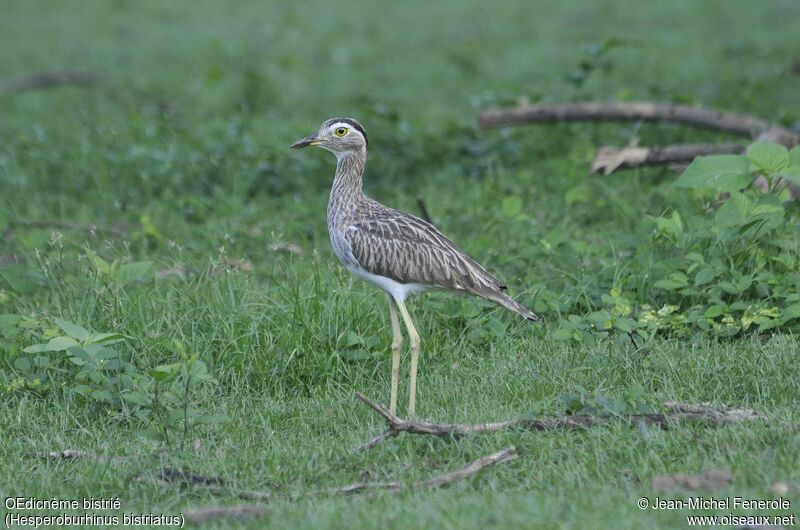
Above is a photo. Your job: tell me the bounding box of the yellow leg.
[387,296,403,416]
[395,300,420,417]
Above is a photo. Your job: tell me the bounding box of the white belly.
[345,264,431,302]
[329,226,428,302]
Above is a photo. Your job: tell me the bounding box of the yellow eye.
[334,127,348,137]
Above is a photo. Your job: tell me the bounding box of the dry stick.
[354,428,399,452]
[590,142,747,175]
[416,194,433,223]
[354,393,760,446]
[320,446,517,497]
[418,446,517,489]
[477,101,800,145]
[319,480,402,496]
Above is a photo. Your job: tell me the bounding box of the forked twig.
[354,392,761,448]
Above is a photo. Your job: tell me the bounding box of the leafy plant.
[656,141,800,333]
[19,318,127,402]
[5,317,225,447]
[676,142,800,193]
[84,249,154,289]
[135,340,226,447]
[560,384,652,416]
[554,141,800,342]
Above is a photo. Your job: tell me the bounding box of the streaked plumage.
[292,117,539,416]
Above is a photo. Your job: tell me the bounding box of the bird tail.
[481,290,540,322]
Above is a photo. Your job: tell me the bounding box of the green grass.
[1,1,800,528]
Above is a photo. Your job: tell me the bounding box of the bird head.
[290,117,368,157]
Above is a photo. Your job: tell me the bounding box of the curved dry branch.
[477,101,800,146]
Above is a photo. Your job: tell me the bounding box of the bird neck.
[329,149,367,211]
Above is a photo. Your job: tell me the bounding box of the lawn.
[1,1,799,528]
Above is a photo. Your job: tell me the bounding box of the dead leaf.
[27,449,128,464]
[155,265,186,279]
[651,468,732,492]
[30,449,87,460]
[770,482,790,495]
[228,259,255,272]
[591,146,650,175]
[270,242,303,255]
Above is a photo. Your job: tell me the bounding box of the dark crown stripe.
[327,117,368,147]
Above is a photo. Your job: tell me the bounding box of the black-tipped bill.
[290,135,319,149]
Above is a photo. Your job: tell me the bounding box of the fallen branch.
[9,219,126,237]
[0,70,173,111]
[184,505,269,523]
[320,446,517,497]
[355,393,760,447]
[0,71,107,95]
[591,142,746,175]
[477,101,800,146]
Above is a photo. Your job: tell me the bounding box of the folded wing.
[345,208,539,321]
